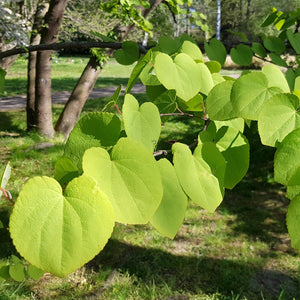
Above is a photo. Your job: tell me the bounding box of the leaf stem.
[0,187,14,205]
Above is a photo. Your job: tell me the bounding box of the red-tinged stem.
[115,104,122,115]
[0,187,14,205]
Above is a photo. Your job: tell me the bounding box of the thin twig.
[160,112,203,119]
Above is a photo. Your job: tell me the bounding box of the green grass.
[1,57,135,96]
[0,103,299,299]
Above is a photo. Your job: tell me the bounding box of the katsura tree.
[1,6,300,279]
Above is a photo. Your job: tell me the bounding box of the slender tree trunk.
[216,0,221,40]
[26,0,49,131]
[54,56,102,136]
[55,0,163,137]
[35,0,67,137]
[0,39,18,72]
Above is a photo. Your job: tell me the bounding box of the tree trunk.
[55,0,163,137]
[0,39,18,72]
[35,0,67,137]
[54,56,102,137]
[26,0,49,131]
[216,0,221,40]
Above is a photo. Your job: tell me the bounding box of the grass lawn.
[1,56,135,97]
[0,57,299,299]
[0,97,299,299]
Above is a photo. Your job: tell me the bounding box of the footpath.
[0,84,146,112]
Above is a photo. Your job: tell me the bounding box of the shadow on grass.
[219,123,292,248]
[0,112,23,133]
[1,77,130,96]
[87,239,299,299]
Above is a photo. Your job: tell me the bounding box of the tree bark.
[0,39,18,72]
[54,56,102,137]
[26,0,49,131]
[35,0,67,137]
[55,0,163,137]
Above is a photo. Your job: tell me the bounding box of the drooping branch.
[0,41,149,59]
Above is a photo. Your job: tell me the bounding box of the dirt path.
[0,84,146,112]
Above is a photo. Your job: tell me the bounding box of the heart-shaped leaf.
[231,72,283,120]
[262,64,290,93]
[214,126,249,189]
[263,37,286,54]
[82,138,163,224]
[10,175,115,277]
[158,36,182,55]
[64,112,121,170]
[258,93,300,147]
[274,128,300,186]
[287,29,300,54]
[206,80,235,120]
[155,53,202,101]
[180,40,203,62]
[123,94,161,152]
[230,45,253,66]
[251,42,267,58]
[204,38,227,65]
[114,41,140,65]
[172,143,224,212]
[150,159,187,239]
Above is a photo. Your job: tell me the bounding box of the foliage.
[2,3,300,284]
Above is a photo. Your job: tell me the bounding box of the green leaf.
[146,85,166,101]
[286,196,300,249]
[263,37,286,54]
[172,143,224,212]
[261,10,278,27]
[285,69,295,92]
[274,128,300,185]
[177,94,203,112]
[0,265,10,280]
[206,80,235,120]
[64,112,121,170]
[82,138,163,224]
[251,42,267,58]
[158,36,182,55]
[214,126,249,189]
[231,72,282,120]
[198,63,214,95]
[27,265,44,280]
[258,93,300,147]
[287,29,300,54]
[230,45,253,66]
[139,51,161,86]
[114,41,139,65]
[126,50,152,93]
[89,31,116,42]
[153,90,177,115]
[54,157,79,187]
[150,159,187,239]
[214,118,245,133]
[0,68,6,93]
[10,175,115,277]
[204,38,227,66]
[155,53,203,101]
[0,162,11,198]
[269,53,288,67]
[123,94,161,152]
[9,264,25,282]
[205,61,222,73]
[180,40,203,62]
[286,168,300,199]
[262,64,290,93]
[212,73,226,85]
